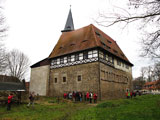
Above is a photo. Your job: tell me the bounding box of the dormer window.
[82,40,88,43]
[113,49,118,53]
[95,31,101,37]
[107,40,112,44]
[59,46,63,49]
[70,43,75,46]
[106,45,111,49]
[101,41,106,46]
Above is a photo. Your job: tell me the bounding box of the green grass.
[0,95,160,120]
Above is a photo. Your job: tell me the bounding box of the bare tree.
[6,49,30,81]
[140,67,147,81]
[152,62,160,80]
[133,77,146,90]
[146,66,153,82]
[0,1,7,73]
[0,44,6,73]
[96,0,160,59]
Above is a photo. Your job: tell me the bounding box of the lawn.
[0,95,160,120]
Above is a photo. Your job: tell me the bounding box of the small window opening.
[77,75,82,82]
[55,78,57,83]
[63,77,66,82]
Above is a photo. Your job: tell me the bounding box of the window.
[71,55,75,62]
[101,70,105,80]
[83,51,88,59]
[122,62,124,67]
[60,57,64,64]
[105,54,108,61]
[93,50,98,57]
[55,78,57,83]
[63,77,66,82]
[99,51,104,59]
[79,53,83,60]
[106,72,108,80]
[64,57,67,63]
[126,64,129,69]
[117,59,121,66]
[77,75,82,82]
[52,59,57,65]
[57,58,60,64]
[68,55,71,63]
[88,50,98,58]
[88,51,92,58]
[108,56,112,63]
[75,54,79,61]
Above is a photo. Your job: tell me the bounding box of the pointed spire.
[62,7,74,32]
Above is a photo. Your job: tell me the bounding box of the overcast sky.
[1,0,152,79]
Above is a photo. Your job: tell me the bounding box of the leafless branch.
[6,49,30,81]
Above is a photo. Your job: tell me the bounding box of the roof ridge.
[90,24,100,47]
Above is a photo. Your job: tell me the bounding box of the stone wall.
[49,62,100,97]
[100,62,132,100]
[30,65,49,96]
[49,61,133,100]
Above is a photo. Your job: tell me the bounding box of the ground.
[0,95,160,120]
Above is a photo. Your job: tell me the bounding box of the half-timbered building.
[30,9,133,100]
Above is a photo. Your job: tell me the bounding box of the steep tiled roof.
[49,24,133,65]
[144,80,160,86]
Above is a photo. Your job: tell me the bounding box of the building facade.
[30,9,133,100]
